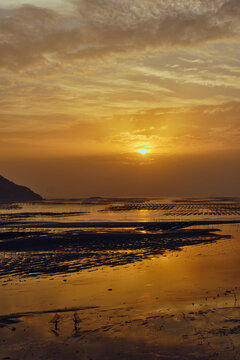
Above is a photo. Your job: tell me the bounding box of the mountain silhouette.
[0,175,43,202]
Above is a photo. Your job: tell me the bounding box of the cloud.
[0,98,240,160]
[106,100,240,152]
[0,0,240,70]
[135,64,240,90]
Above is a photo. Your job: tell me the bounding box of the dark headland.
[0,175,43,202]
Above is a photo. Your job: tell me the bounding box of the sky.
[0,0,240,197]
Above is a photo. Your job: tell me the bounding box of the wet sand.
[0,221,234,277]
[0,199,240,359]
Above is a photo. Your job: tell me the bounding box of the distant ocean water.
[1,197,240,225]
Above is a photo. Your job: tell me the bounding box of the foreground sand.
[1,302,240,360]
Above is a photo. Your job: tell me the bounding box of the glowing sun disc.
[137,149,149,155]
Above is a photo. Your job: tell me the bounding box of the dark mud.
[1,219,240,228]
[0,220,234,278]
[0,211,88,220]
[25,197,149,206]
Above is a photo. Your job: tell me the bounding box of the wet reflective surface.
[1,197,240,223]
[0,199,240,359]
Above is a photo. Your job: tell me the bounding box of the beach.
[1,198,240,359]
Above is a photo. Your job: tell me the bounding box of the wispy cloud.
[1,0,240,70]
[134,64,240,90]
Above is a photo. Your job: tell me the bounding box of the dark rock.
[0,175,43,202]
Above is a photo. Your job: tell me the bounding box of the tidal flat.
[0,198,240,359]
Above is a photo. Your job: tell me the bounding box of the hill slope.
[0,175,43,202]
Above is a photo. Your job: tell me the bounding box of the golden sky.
[0,0,240,196]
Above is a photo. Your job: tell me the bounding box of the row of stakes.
[50,312,81,331]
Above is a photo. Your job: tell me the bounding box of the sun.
[137,148,149,155]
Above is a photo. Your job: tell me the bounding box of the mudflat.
[1,198,240,359]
